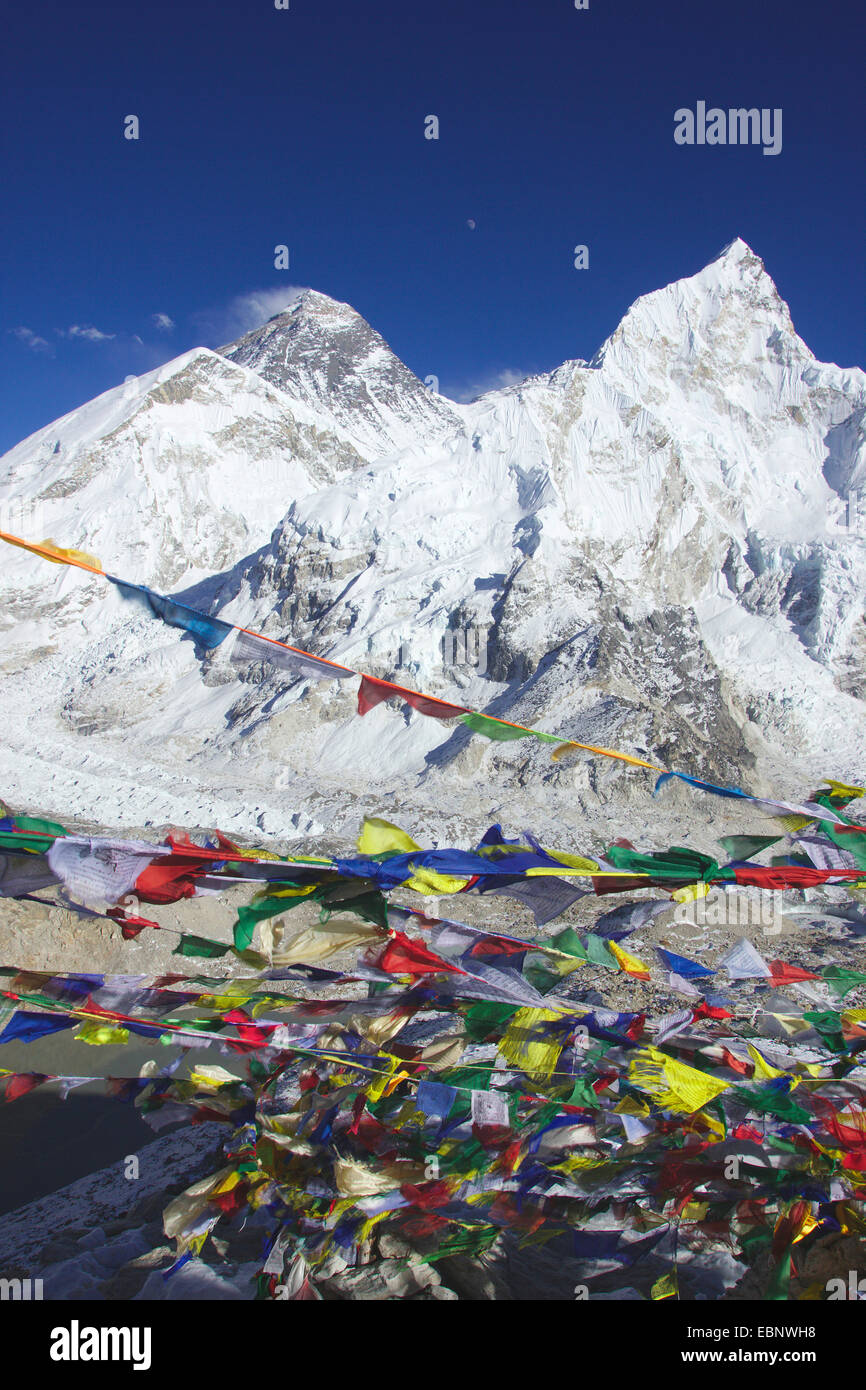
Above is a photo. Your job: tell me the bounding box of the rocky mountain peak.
[589,236,803,379]
[220,290,461,458]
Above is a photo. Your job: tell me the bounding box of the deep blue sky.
[2,0,863,455]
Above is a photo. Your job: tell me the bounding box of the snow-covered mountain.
[221,288,461,458]
[0,239,863,845]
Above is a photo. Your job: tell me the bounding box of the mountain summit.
[221,289,460,457]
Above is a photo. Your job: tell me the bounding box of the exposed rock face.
[221,288,462,458]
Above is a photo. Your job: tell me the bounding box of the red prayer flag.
[4,1073,49,1102]
[720,1047,752,1075]
[733,865,862,889]
[733,1123,765,1144]
[398,1179,453,1209]
[378,931,464,976]
[107,906,161,938]
[399,1213,450,1239]
[692,1000,734,1021]
[768,959,819,984]
[221,1007,272,1047]
[467,936,529,959]
[134,858,207,904]
[591,875,688,895]
[357,674,469,720]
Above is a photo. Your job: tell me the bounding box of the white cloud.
[152,312,175,332]
[65,324,116,342]
[194,286,310,345]
[443,367,532,403]
[10,326,53,354]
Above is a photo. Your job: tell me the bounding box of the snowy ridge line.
[4,524,862,829]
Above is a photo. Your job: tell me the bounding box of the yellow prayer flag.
[609,940,652,979]
[835,1203,866,1236]
[651,1271,678,1300]
[75,1020,129,1046]
[672,881,712,904]
[798,1281,828,1301]
[769,1014,814,1036]
[383,1068,413,1098]
[355,1210,393,1244]
[199,991,254,1011]
[695,1110,726,1141]
[774,813,814,832]
[189,1065,241,1091]
[212,1170,242,1195]
[498,1008,562,1082]
[357,816,420,856]
[39,538,103,570]
[629,1046,729,1113]
[551,741,660,771]
[614,1095,651,1116]
[746,1043,788,1081]
[681,1201,709,1221]
[365,1055,400,1103]
[0,530,103,574]
[774,1202,818,1247]
[543,850,601,873]
[403,864,471,895]
[793,1208,819,1244]
[824,779,865,800]
[266,883,318,900]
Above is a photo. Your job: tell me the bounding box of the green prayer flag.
[232,878,388,951]
[567,1077,600,1108]
[440,1065,497,1092]
[13,815,68,836]
[739,1224,772,1259]
[764,1247,792,1301]
[604,844,719,881]
[316,886,389,930]
[822,966,866,1000]
[804,1010,846,1051]
[421,1226,499,1262]
[0,815,68,854]
[584,934,618,970]
[735,1086,811,1124]
[817,818,866,871]
[464,1003,520,1042]
[173,934,232,959]
[523,961,563,995]
[718,834,782,861]
[550,927,588,960]
[438,1139,487,1175]
[460,711,559,743]
[232,880,312,951]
